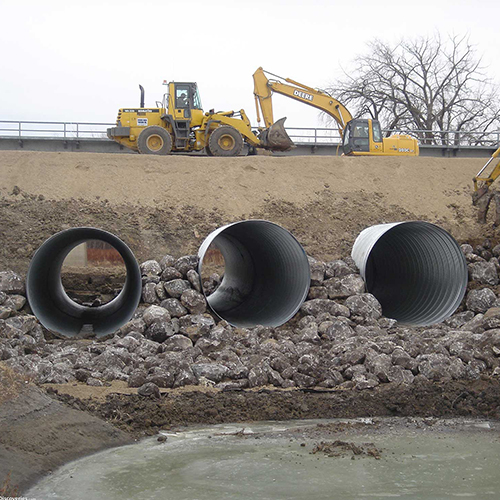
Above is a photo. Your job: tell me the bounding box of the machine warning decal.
[293,89,313,101]
[137,118,148,127]
[122,109,160,113]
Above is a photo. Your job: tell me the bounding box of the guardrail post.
[76,123,79,139]
[18,122,21,138]
[64,123,67,139]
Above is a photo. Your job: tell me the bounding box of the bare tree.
[327,34,500,146]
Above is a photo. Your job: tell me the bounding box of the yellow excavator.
[472,146,500,224]
[252,67,419,156]
[107,68,419,156]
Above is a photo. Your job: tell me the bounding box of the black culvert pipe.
[351,221,467,326]
[198,220,310,328]
[26,228,142,337]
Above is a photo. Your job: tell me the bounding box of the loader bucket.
[260,117,294,151]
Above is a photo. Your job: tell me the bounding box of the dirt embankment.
[0,151,492,273]
[0,366,131,494]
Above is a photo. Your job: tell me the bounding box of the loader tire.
[207,126,243,157]
[137,126,172,155]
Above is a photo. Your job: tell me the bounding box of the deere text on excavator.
[107,68,419,157]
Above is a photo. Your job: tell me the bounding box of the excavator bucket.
[260,117,294,151]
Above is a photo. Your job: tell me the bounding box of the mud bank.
[0,370,131,494]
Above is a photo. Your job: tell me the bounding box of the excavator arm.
[253,67,353,137]
[472,146,500,224]
[473,146,500,192]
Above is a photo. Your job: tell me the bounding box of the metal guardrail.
[0,120,113,139]
[0,120,499,148]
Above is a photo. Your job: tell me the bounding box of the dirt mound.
[0,365,131,493]
[0,151,494,273]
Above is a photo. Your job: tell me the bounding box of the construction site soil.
[0,151,492,273]
[1,150,500,493]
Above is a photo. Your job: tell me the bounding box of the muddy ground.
[48,378,500,436]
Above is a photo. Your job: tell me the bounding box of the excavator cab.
[342,119,383,155]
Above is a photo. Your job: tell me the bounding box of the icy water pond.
[28,418,500,500]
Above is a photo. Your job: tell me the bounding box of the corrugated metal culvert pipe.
[351,222,467,326]
[198,220,310,327]
[26,228,142,337]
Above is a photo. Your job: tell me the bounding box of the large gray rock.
[120,318,146,336]
[146,367,175,388]
[3,295,26,311]
[174,367,198,387]
[466,288,497,313]
[155,282,167,301]
[186,269,202,292]
[160,298,188,318]
[307,287,328,300]
[300,299,350,318]
[159,255,176,271]
[180,289,207,315]
[174,255,199,276]
[365,353,392,382]
[0,307,11,320]
[468,262,499,286]
[144,318,175,343]
[248,366,269,388]
[324,260,352,279]
[308,257,325,286]
[140,260,162,277]
[345,293,382,319]
[164,279,191,298]
[161,267,183,282]
[143,305,171,326]
[192,363,229,383]
[324,274,365,299]
[179,314,215,341]
[0,271,25,294]
[417,353,454,381]
[164,334,193,351]
[138,382,160,398]
[142,282,158,304]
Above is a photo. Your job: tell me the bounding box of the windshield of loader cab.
[192,86,202,110]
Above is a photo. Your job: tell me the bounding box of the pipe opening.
[61,240,127,306]
[198,220,310,328]
[352,222,467,326]
[27,228,142,337]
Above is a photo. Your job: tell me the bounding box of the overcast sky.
[1,0,499,130]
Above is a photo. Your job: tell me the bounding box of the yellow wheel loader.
[107,82,288,156]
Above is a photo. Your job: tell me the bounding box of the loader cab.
[342,119,383,155]
[167,81,204,129]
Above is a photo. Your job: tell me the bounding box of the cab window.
[175,85,190,108]
[192,88,202,110]
[372,121,382,142]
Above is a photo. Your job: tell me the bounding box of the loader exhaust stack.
[198,220,310,328]
[26,228,142,337]
[351,222,467,326]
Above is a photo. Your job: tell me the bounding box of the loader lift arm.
[253,67,353,138]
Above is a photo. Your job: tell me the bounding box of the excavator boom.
[253,67,352,138]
